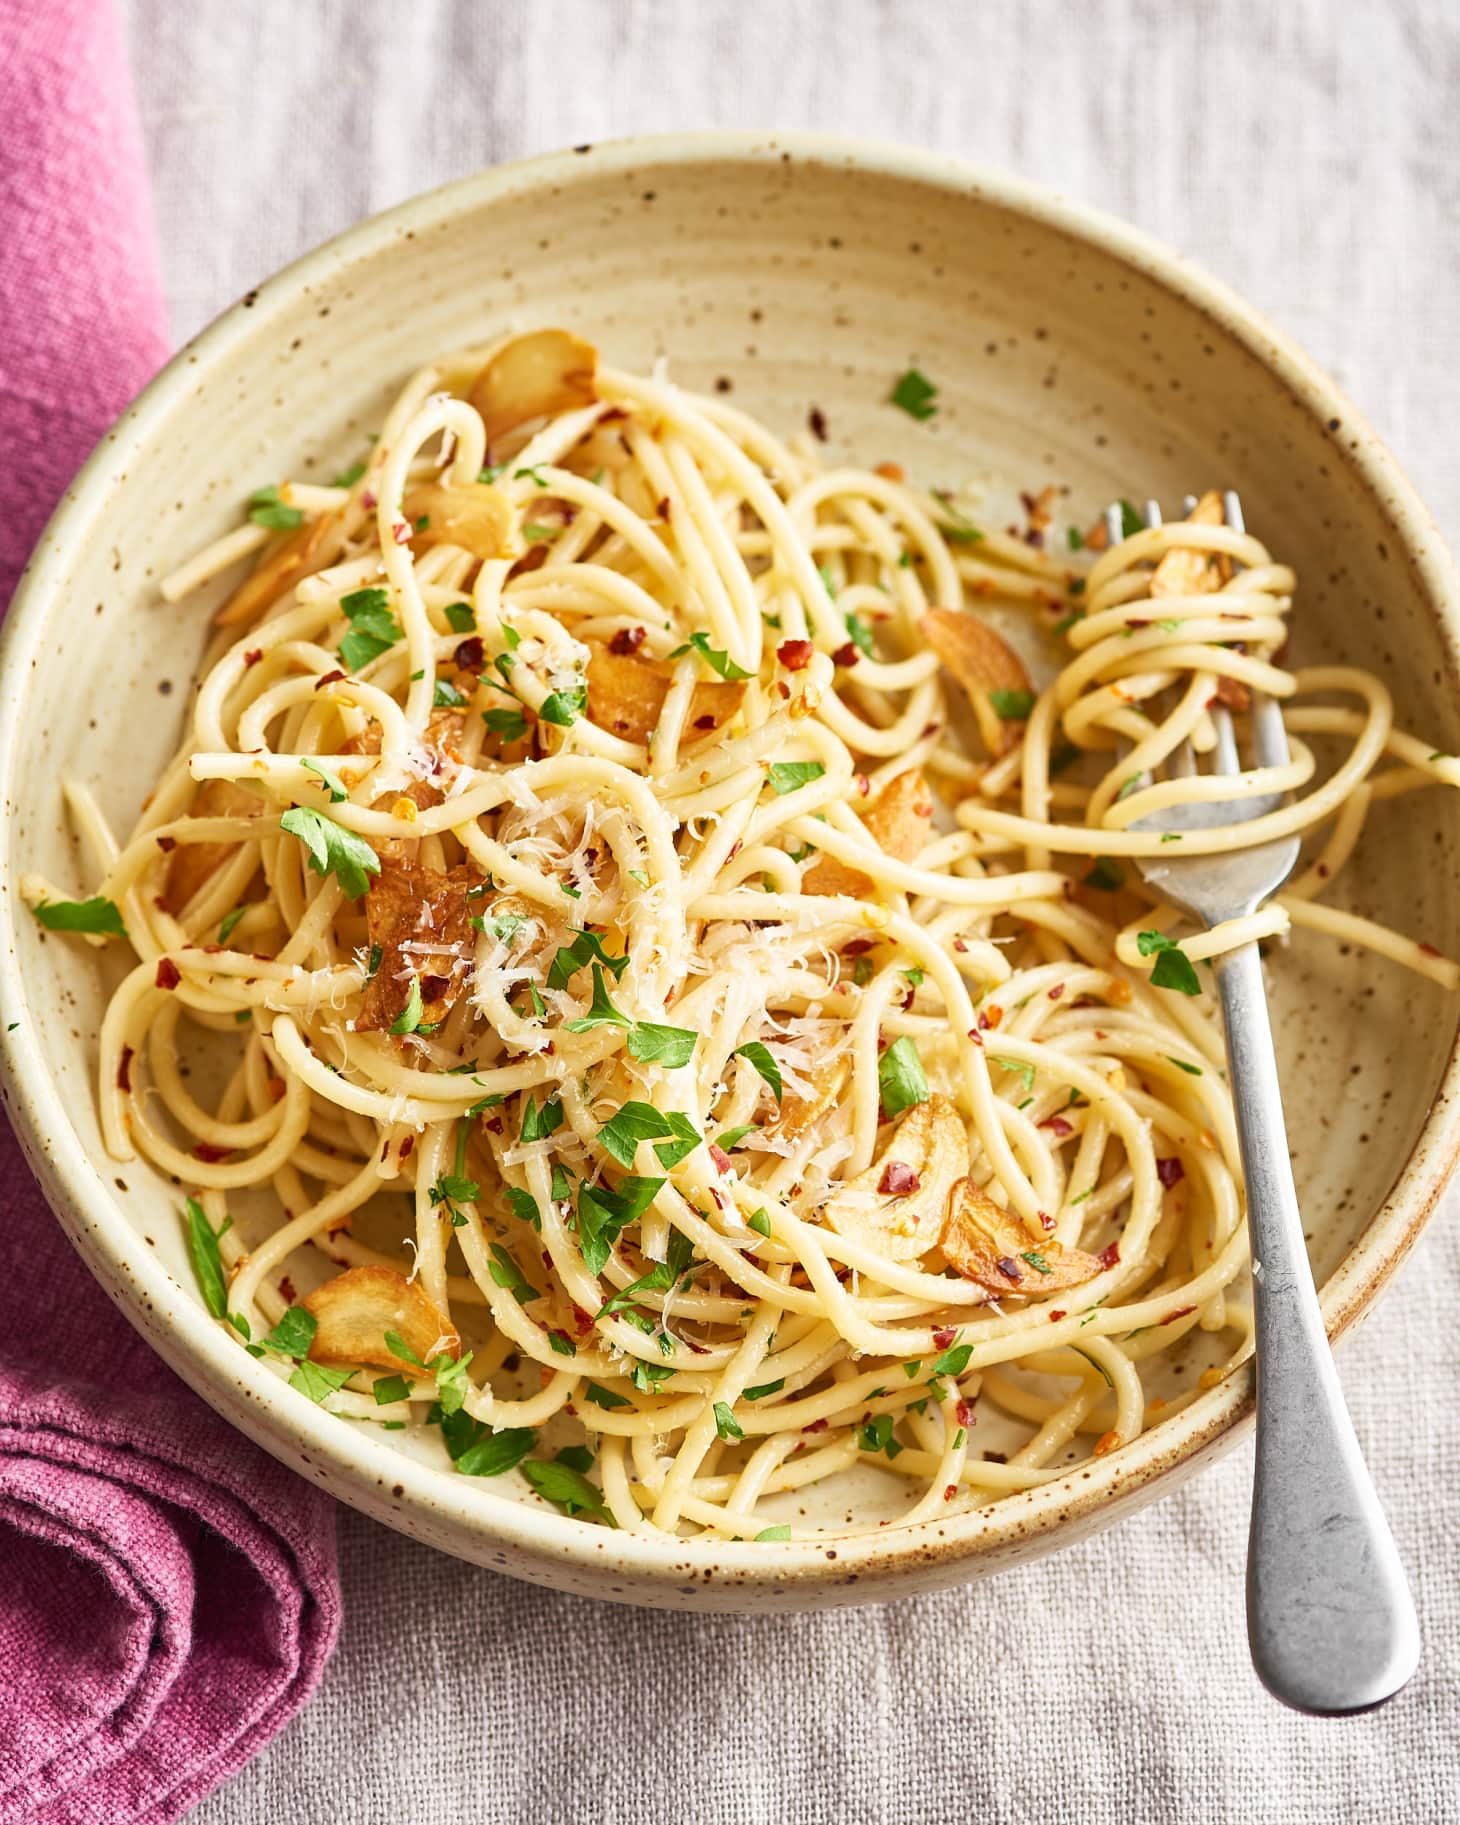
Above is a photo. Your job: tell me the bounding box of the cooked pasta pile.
[27,328,1460,1540]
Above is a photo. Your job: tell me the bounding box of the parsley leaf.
[576,1176,665,1275]
[1137,930,1201,995]
[1083,857,1126,892]
[755,1524,792,1541]
[301,757,348,802]
[333,460,367,488]
[844,611,875,657]
[389,976,426,1035]
[1166,1055,1204,1076]
[433,678,468,708]
[539,683,587,726]
[32,896,127,938]
[1117,499,1144,540]
[714,1401,745,1442]
[338,586,403,672]
[627,1022,698,1068]
[930,1341,973,1377]
[992,1055,1036,1093]
[444,601,476,633]
[564,962,632,1033]
[288,1361,355,1402]
[506,1187,542,1230]
[373,1373,411,1405]
[598,1102,701,1170]
[455,1426,537,1477]
[217,905,247,944]
[248,483,303,530]
[519,1095,565,1144]
[766,760,826,796]
[489,1244,539,1305]
[878,1036,929,1117]
[262,1306,317,1359]
[521,1456,614,1521]
[858,1414,903,1458]
[890,368,938,421]
[734,1041,783,1103]
[483,705,529,742]
[184,1197,228,1318]
[668,630,752,681]
[280,805,380,900]
[584,1381,632,1410]
[988,688,1035,720]
[546,929,629,991]
[747,1208,772,1239]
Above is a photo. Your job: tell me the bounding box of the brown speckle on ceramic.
[0,133,1457,1612]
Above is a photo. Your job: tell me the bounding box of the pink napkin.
[0,3,341,1820]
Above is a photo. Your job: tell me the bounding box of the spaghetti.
[26,328,1460,1539]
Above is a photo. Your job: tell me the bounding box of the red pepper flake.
[1047,983,1064,1000]
[193,1141,234,1163]
[943,1484,958,1501]
[1039,1209,1055,1232]
[693,714,717,730]
[361,490,377,510]
[268,1077,286,1103]
[1041,1116,1072,1138]
[398,1135,414,1159]
[279,1275,297,1304]
[1099,1242,1121,1270]
[1419,941,1442,958]
[609,625,646,656]
[777,638,813,671]
[777,681,791,700]
[1048,1308,1067,1322]
[155,958,181,990]
[485,1116,503,1134]
[314,668,345,691]
[708,1142,732,1174]
[804,1417,829,1433]
[116,1045,134,1091]
[875,461,904,483]
[571,1303,594,1337]
[831,642,860,668]
[656,497,671,520]
[392,520,412,544]
[1316,862,1330,879]
[996,1255,1022,1282]
[1156,1156,1185,1188]
[808,406,828,442]
[542,1250,554,1273]
[1160,1304,1197,1327]
[855,773,870,796]
[953,937,968,954]
[244,648,263,668]
[156,835,177,853]
[933,1325,956,1349]
[454,636,485,669]
[878,1161,921,1197]
[420,974,450,1001]
[842,938,876,957]
[955,1398,975,1427]
[966,1026,984,1047]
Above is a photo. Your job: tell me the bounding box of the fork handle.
[1214,939,1419,1713]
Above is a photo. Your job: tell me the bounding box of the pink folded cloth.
[0,3,341,1820]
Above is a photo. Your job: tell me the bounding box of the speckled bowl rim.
[3,129,1458,1601]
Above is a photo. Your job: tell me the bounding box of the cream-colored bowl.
[3,133,1458,1610]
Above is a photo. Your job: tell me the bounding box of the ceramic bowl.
[3,132,1458,1610]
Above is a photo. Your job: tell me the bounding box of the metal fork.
[1112,493,1420,1715]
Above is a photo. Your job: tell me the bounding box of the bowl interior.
[4,137,1458,1603]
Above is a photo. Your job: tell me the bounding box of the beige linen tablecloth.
[118,2,1459,1818]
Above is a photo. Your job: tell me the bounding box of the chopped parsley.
[280,805,380,900]
[744,1379,784,1401]
[31,895,127,937]
[288,1362,355,1403]
[301,757,348,802]
[454,1425,536,1478]
[388,977,426,1036]
[1166,1055,1204,1076]
[597,1102,700,1171]
[248,483,303,530]
[547,928,628,990]
[755,1524,792,1541]
[576,1175,665,1275]
[564,962,632,1033]
[519,1095,565,1144]
[1083,858,1126,892]
[488,1244,539,1305]
[332,460,367,488]
[483,705,529,742]
[184,1198,229,1319]
[338,586,403,672]
[1117,499,1144,539]
[1137,930,1201,996]
[521,1456,614,1521]
[444,601,476,634]
[714,1401,745,1442]
[766,760,826,796]
[992,1055,1036,1093]
[433,678,468,708]
[539,683,587,726]
[373,1374,411,1405]
[890,367,938,421]
[217,905,247,944]
[844,611,876,656]
[733,1041,783,1103]
[878,1036,929,1118]
[858,1414,903,1458]
[627,1022,697,1068]
[668,630,753,681]
[747,1208,773,1238]
[988,688,1035,721]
